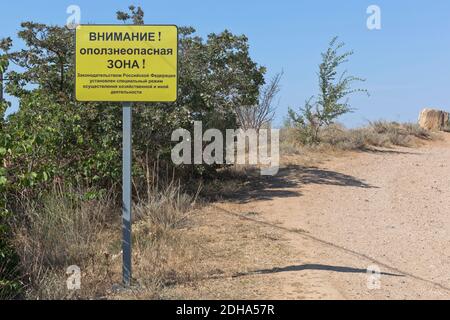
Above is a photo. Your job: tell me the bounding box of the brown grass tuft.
[11,185,115,299]
[281,121,434,156]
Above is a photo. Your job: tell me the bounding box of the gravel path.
[218,133,450,299]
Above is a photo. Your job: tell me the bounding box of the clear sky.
[1,0,449,127]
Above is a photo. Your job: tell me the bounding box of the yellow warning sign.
[75,25,178,102]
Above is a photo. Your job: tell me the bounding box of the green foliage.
[1,106,21,299]
[0,13,265,190]
[0,6,267,298]
[289,37,368,144]
[117,5,145,25]
[0,54,9,74]
[4,92,122,194]
[2,23,74,98]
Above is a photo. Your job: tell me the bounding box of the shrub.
[279,127,303,155]
[0,9,269,297]
[288,37,368,144]
[281,121,437,155]
[369,121,414,146]
[403,123,432,139]
[135,181,198,231]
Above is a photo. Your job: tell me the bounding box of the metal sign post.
[122,102,132,285]
[74,24,178,287]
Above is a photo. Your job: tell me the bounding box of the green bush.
[288,37,368,144]
[0,6,268,298]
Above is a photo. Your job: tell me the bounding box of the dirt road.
[214,133,450,299]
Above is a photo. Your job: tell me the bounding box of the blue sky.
[1,0,449,127]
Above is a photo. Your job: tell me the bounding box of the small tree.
[116,5,144,25]
[288,37,368,144]
[235,72,282,132]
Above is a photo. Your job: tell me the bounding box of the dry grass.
[135,180,198,229]
[127,175,202,297]
[280,127,303,155]
[9,171,202,299]
[128,224,202,298]
[11,185,115,299]
[281,121,434,156]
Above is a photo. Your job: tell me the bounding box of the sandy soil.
[203,133,450,299]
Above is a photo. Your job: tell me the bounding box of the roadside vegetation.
[283,37,433,155]
[281,121,433,156]
[0,4,271,298]
[0,5,438,300]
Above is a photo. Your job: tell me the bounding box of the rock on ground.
[418,108,449,131]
